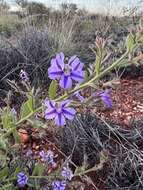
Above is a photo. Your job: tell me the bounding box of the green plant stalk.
[1,50,129,138]
[95,48,103,75]
[5,175,63,182]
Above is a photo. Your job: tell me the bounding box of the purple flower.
[52,180,66,190]
[74,91,85,102]
[20,69,29,82]
[99,90,112,108]
[26,149,33,157]
[61,166,73,181]
[39,150,55,165]
[11,108,17,119]
[44,99,76,126]
[48,52,84,89]
[17,172,28,187]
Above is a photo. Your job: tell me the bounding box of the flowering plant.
[0,31,143,189]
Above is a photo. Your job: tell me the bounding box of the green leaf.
[14,167,21,176]
[126,33,135,52]
[84,70,89,81]
[95,54,101,75]
[12,129,20,144]
[0,138,7,151]
[32,163,45,176]
[48,80,58,99]
[0,167,9,180]
[74,165,86,175]
[1,107,13,129]
[20,94,35,118]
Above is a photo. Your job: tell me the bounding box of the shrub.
[0,14,22,37]
[57,114,143,189]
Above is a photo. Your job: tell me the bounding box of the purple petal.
[45,108,56,119]
[71,71,84,82]
[48,70,63,78]
[68,55,77,64]
[58,52,65,61]
[52,180,66,190]
[75,92,85,102]
[48,64,63,80]
[44,99,55,108]
[55,52,65,70]
[100,90,112,108]
[69,56,83,70]
[60,100,71,108]
[55,113,65,126]
[101,96,112,108]
[59,75,72,89]
[61,167,73,181]
[17,172,25,178]
[39,150,45,157]
[63,107,76,120]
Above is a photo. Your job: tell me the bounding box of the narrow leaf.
[48,80,58,99]
[20,95,35,118]
[126,33,135,52]
[32,163,45,176]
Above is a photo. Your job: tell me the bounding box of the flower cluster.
[20,69,29,82]
[74,91,85,102]
[11,107,17,119]
[48,52,84,89]
[61,166,73,181]
[52,180,66,190]
[45,52,113,126]
[52,165,73,190]
[44,99,76,126]
[39,150,56,166]
[17,172,28,187]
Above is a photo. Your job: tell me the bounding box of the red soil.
[98,77,143,127]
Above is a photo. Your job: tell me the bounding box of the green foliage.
[26,2,49,15]
[126,32,136,52]
[20,94,35,118]
[32,163,45,176]
[48,80,58,99]
[0,14,22,36]
[0,167,9,180]
[0,138,7,151]
[1,107,13,129]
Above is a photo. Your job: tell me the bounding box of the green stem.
[30,175,62,179]
[5,175,62,183]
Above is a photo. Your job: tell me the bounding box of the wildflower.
[11,107,17,119]
[61,166,73,181]
[48,52,84,89]
[39,150,55,166]
[17,172,28,187]
[26,149,33,157]
[52,180,66,190]
[44,99,76,126]
[74,91,85,102]
[20,69,29,82]
[99,90,112,108]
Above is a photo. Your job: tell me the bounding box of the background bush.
[57,114,143,189]
[0,2,141,97]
